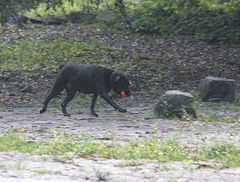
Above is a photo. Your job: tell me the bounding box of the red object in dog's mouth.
[121,91,127,97]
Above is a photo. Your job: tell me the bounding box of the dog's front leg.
[90,93,99,117]
[100,92,127,113]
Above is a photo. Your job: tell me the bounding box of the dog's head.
[111,72,131,97]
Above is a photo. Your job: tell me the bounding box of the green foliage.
[195,99,240,123]
[34,169,55,174]
[25,0,106,17]
[200,140,240,167]
[1,0,240,43]
[0,0,74,26]
[94,168,111,181]
[0,38,108,75]
[126,1,240,43]
[0,134,39,153]
[103,0,239,43]
[1,131,240,168]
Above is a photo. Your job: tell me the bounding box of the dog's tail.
[59,64,65,70]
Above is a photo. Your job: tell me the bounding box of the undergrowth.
[0,131,239,168]
[0,37,164,91]
[2,0,240,43]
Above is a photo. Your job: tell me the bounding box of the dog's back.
[56,63,113,94]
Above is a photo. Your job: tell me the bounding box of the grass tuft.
[0,131,239,168]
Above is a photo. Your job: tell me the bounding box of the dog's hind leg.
[90,93,99,117]
[40,82,64,114]
[61,85,76,117]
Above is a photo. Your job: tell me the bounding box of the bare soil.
[0,103,240,182]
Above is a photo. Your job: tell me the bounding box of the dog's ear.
[111,71,121,82]
[116,76,121,82]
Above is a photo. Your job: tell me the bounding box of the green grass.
[0,107,14,112]
[34,169,56,174]
[0,134,39,153]
[154,95,240,123]
[94,168,111,181]
[0,38,110,76]
[115,160,148,167]
[0,37,164,92]
[0,38,121,75]
[0,131,239,168]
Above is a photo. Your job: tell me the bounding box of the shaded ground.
[0,23,240,108]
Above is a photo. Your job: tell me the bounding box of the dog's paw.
[119,108,127,113]
[91,113,98,117]
[64,113,71,117]
[40,109,45,114]
[90,110,98,117]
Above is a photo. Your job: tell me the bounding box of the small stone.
[21,85,33,93]
[0,76,9,82]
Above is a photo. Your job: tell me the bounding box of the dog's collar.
[110,71,116,88]
[110,71,116,81]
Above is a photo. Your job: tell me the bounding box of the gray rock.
[19,14,28,24]
[29,16,43,24]
[97,10,115,21]
[0,76,9,82]
[52,14,69,22]
[69,11,97,24]
[164,90,194,110]
[154,90,196,119]
[21,85,33,93]
[199,76,236,102]
[30,15,69,25]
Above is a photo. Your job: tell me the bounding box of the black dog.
[40,63,131,117]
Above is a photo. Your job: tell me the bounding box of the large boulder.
[69,11,97,24]
[30,15,69,25]
[154,90,196,119]
[97,10,115,21]
[199,76,236,102]
[18,14,28,24]
[164,90,194,110]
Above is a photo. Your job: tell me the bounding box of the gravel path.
[0,105,240,182]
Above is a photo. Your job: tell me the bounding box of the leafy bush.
[0,0,74,26]
[4,0,239,43]
[126,1,240,43]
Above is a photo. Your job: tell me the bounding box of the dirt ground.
[0,103,240,182]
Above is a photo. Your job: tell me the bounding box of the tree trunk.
[115,0,134,30]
